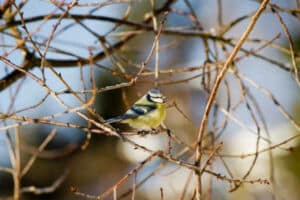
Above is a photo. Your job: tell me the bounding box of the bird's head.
[146,89,167,104]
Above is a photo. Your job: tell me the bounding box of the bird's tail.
[105,116,126,124]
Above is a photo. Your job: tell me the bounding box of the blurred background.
[0,0,300,199]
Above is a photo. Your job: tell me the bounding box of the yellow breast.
[124,104,166,130]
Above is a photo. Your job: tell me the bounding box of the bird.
[105,89,167,130]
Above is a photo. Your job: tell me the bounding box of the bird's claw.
[139,128,161,135]
[137,130,150,136]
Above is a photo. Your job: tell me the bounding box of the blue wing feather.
[105,104,156,124]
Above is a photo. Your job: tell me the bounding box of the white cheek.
[155,99,164,103]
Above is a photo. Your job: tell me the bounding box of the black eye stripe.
[147,94,154,102]
[151,96,162,100]
[147,94,163,102]
[150,94,162,98]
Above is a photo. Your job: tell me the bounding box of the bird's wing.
[105,104,156,124]
[124,104,157,118]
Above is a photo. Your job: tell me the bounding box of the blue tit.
[105,89,167,130]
